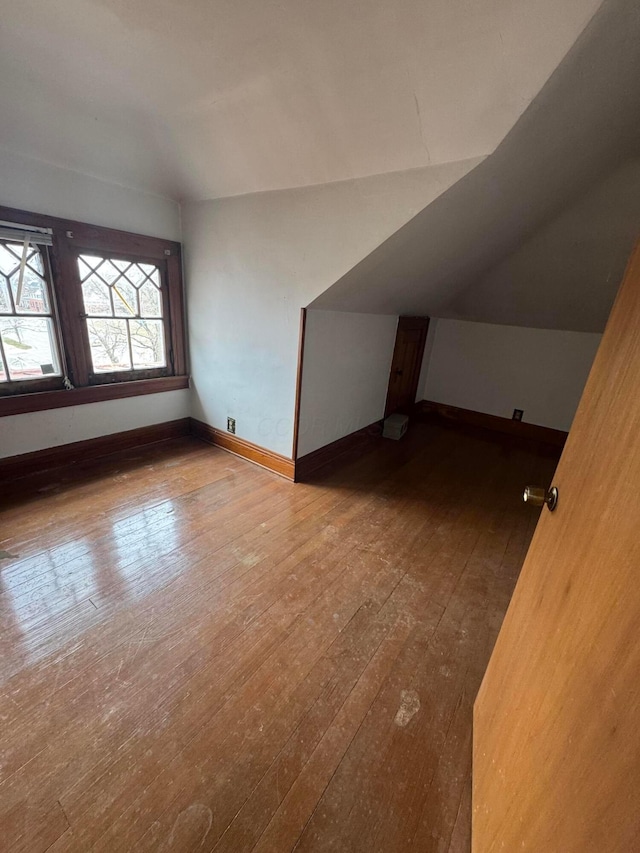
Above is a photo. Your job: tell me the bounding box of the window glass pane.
[10,263,50,313]
[0,317,61,380]
[77,257,94,280]
[78,255,102,273]
[130,319,166,369]
[126,265,147,287]
[112,280,137,317]
[0,278,11,313]
[0,239,62,389]
[26,247,44,274]
[82,277,112,316]
[112,259,132,273]
[0,243,20,276]
[77,254,166,375]
[0,349,6,382]
[138,281,162,317]
[97,260,122,286]
[86,318,132,372]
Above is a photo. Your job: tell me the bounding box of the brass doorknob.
[523,485,558,512]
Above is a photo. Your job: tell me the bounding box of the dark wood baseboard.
[417,400,567,447]
[0,418,191,482]
[190,418,295,481]
[0,403,564,488]
[295,420,384,482]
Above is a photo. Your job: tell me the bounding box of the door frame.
[384,316,430,417]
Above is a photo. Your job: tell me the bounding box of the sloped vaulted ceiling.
[311,0,640,332]
[0,0,600,201]
[2,0,630,334]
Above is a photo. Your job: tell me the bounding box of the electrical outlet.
[227,417,236,434]
[512,409,524,422]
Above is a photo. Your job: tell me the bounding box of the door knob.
[523,485,558,512]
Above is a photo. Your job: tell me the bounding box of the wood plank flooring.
[0,423,559,852]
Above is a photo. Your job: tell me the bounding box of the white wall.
[0,147,181,241]
[297,310,397,458]
[0,391,188,459]
[183,160,477,458]
[420,319,601,432]
[0,149,189,458]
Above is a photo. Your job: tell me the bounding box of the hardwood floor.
[0,423,559,852]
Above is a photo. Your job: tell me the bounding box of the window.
[0,231,62,391]
[78,255,166,375]
[0,206,187,417]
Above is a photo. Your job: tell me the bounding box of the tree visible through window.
[0,205,187,414]
[78,255,166,374]
[0,239,61,384]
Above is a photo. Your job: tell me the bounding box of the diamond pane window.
[77,254,166,374]
[0,205,186,411]
[0,239,61,382]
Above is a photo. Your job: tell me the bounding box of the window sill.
[0,375,189,417]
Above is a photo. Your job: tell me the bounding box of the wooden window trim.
[0,375,189,417]
[0,205,188,418]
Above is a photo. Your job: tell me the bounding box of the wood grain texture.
[0,418,190,481]
[190,418,295,480]
[419,399,567,447]
[473,240,640,850]
[385,316,430,417]
[0,204,180,261]
[0,421,557,852]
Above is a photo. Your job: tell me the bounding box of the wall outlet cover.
[227,417,236,434]
[512,409,524,421]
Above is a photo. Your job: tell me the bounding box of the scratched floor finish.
[0,423,558,852]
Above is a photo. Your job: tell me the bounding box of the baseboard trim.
[190,418,295,481]
[295,420,383,482]
[0,417,191,482]
[418,400,567,447]
[0,404,564,486]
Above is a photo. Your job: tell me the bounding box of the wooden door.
[473,240,640,851]
[385,316,429,416]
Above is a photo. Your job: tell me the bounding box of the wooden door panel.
[385,317,429,416]
[473,240,640,851]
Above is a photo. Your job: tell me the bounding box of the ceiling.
[447,158,640,332]
[0,0,600,201]
[311,0,640,332]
